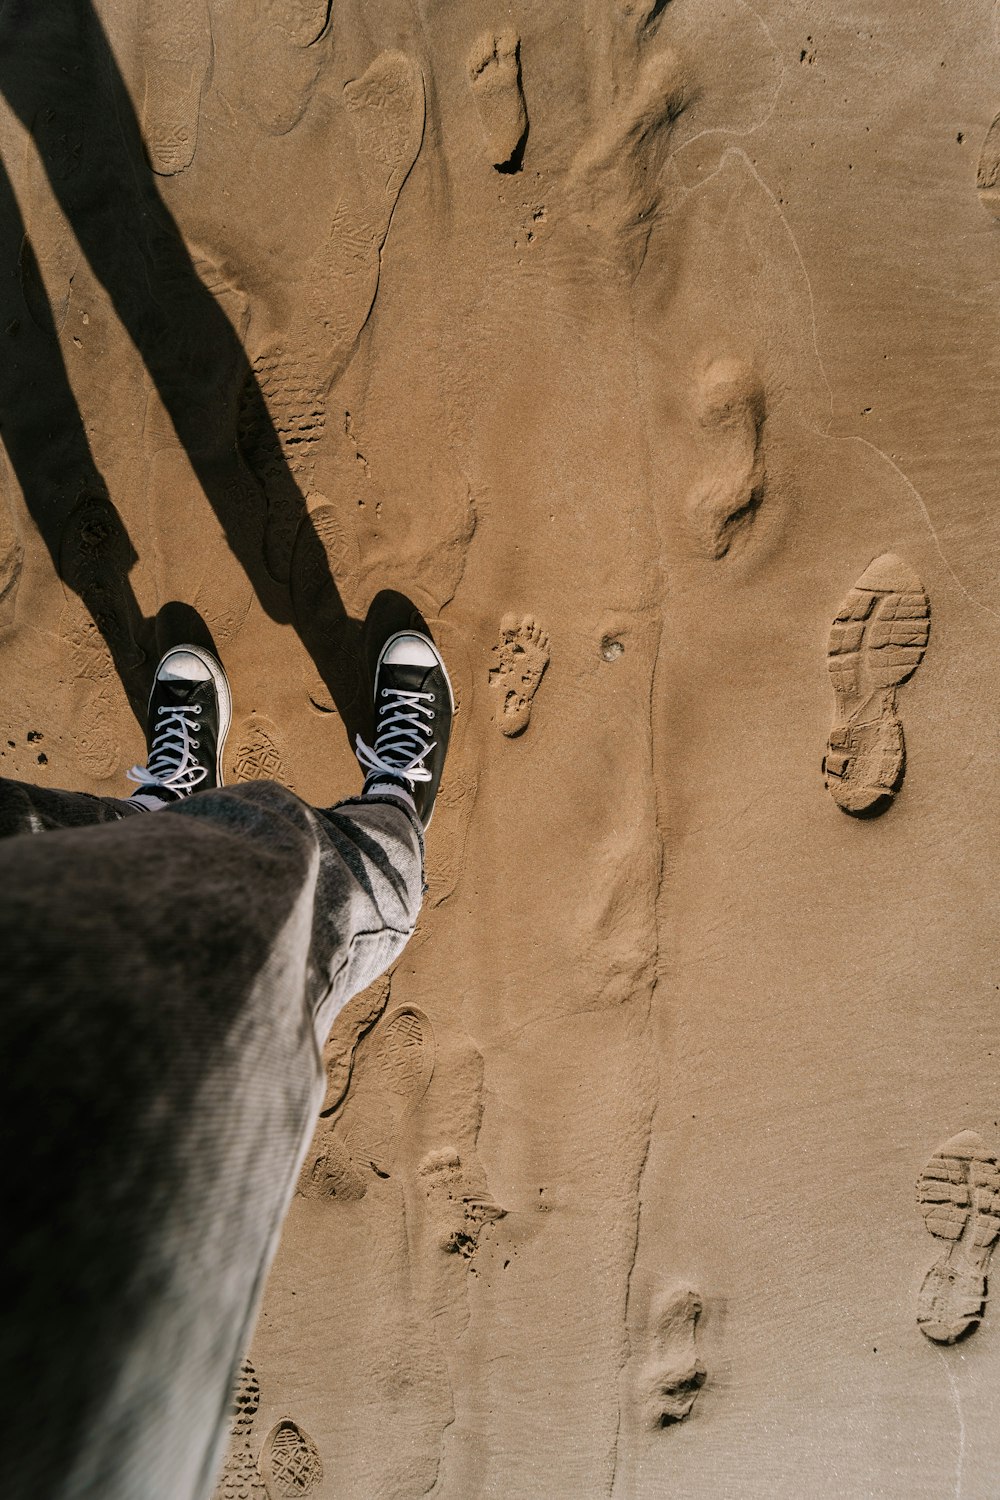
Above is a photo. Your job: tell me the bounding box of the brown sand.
[2,0,1000,1494]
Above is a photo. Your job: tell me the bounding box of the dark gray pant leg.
[0,779,422,1500]
[0,774,137,836]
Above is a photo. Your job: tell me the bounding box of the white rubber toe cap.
[382,633,438,667]
[158,649,213,682]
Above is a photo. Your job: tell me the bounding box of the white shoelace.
[356,687,436,785]
[127,705,207,796]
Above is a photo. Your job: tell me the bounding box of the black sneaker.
[127,644,232,805]
[355,630,453,828]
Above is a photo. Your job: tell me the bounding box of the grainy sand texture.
[2,1,1000,1495]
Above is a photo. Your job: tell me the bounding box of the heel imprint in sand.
[468,30,528,171]
[489,615,550,737]
[639,1284,706,1428]
[916,1131,1000,1344]
[823,553,929,815]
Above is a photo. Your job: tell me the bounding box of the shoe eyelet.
[192,740,199,748]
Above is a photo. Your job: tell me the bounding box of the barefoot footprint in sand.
[638,1284,707,1428]
[418,1146,506,1256]
[687,357,766,559]
[823,553,930,815]
[489,615,550,737]
[569,46,686,272]
[468,30,528,171]
[916,1131,1000,1344]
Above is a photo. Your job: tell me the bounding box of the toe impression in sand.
[639,1284,707,1429]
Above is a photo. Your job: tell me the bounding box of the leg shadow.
[0,0,364,740]
[0,154,151,713]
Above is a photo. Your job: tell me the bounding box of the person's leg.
[1,631,450,1500]
[0,774,139,837]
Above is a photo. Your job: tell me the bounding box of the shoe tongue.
[159,678,202,707]
[386,661,433,694]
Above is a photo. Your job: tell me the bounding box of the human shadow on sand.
[0,0,365,741]
[0,153,150,709]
